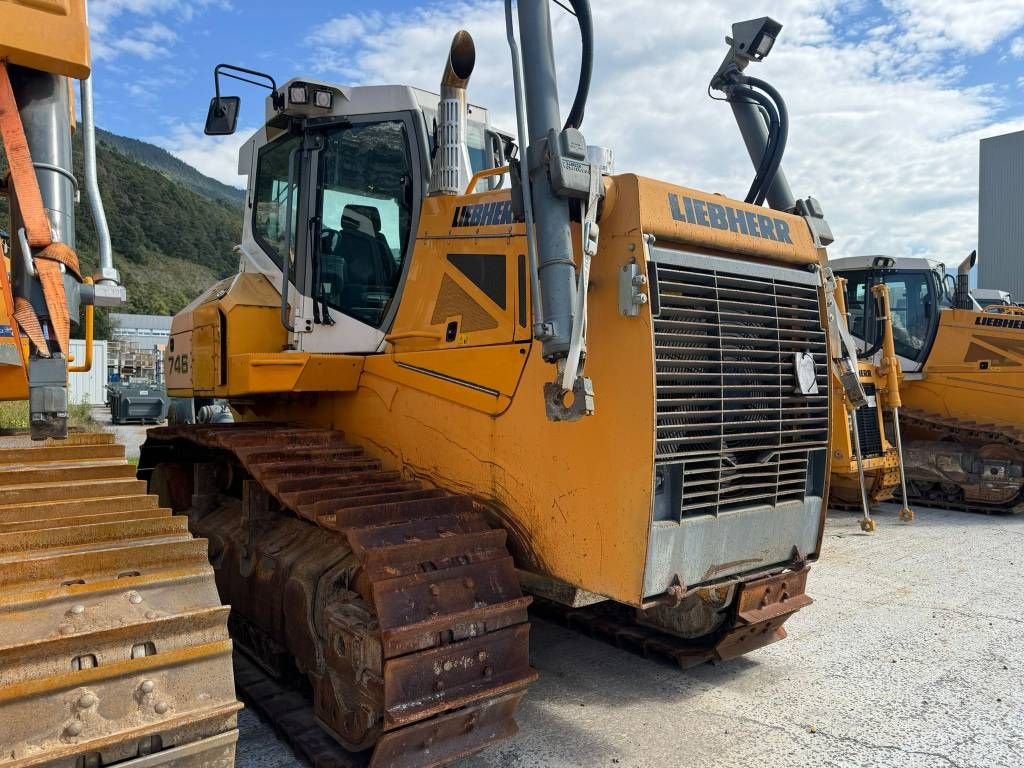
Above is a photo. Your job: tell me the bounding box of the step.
[0,516,191,560]
[0,462,136,487]
[0,494,159,522]
[0,506,171,533]
[0,443,124,465]
[0,538,211,595]
[0,478,149,506]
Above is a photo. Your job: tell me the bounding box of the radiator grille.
[653,261,830,517]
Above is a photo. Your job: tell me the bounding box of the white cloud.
[880,0,1024,54]
[150,122,252,188]
[292,0,1024,261]
[90,0,228,61]
[1011,36,1024,58]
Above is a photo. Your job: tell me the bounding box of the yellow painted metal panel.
[903,309,1024,426]
[0,0,90,79]
[624,175,820,266]
[226,353,363,395]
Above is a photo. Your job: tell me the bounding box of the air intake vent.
[652,258,829,518]
[854,401,884,458]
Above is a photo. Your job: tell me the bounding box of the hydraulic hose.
[563,0,593,130]
[738,74,789,206]
[729,84,779,205]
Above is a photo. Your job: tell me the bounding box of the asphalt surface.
[235,503,1024,768]
[89,405,151,458]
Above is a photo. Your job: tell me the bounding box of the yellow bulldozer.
[0,2,241,766]
[827,278,914,529]
[138,10,846,766]
[0,3,881,767]
[833,252,1024,513]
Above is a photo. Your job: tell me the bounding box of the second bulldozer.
[834,253,1024,513]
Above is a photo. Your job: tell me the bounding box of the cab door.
[382,190,533,410]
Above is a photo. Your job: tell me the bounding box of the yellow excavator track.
[0,432,241,768]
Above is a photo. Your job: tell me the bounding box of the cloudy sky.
[88,0,1024,262]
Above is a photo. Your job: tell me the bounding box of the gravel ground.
[89,405,152,459]
[236,503,1023,768]
[3,421,1016,767]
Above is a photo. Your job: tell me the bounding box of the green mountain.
[96,128,244,205]
[1,128,242,333]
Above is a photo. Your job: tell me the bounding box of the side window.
[842,271,869,340]
[253,135,301,273]
[883,273,934,362]
[315,120,414,327]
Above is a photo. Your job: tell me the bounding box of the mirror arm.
[213,64,284,114]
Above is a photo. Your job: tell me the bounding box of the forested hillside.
[1,128,242,331]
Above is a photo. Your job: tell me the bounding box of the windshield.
[313,119,414,327]
[880,271,937,363]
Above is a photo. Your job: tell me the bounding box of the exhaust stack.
[955,249,976,309]
[429,31,476,195]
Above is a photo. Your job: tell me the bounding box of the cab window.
[314,120,413,327]
[881,272,935,363]
[842,270,869,340]
[252,134,301,273]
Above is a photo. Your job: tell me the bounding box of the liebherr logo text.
[975,316,1024,330]
[668,192,793,244]
[451,200,514,228]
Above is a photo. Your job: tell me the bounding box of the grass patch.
[69,402,101,432]
[0,401,28,430]
[0,400,102,432]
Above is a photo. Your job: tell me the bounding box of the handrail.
[68,277,94,373]
[464,166,510,195]
[385,331,443,344]
[983,304,1024,316]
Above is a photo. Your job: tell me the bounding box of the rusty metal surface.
[139,424,537,768]
[898,408,1024,513]
[532,565,813,670]
[0,432,240,768]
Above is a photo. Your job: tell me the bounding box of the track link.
[140,424,537,768]
[0,432,240,768]
[898,408,1024,513]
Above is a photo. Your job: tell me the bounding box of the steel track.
[0,432,241,768]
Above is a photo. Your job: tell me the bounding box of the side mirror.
[205,96,240,136]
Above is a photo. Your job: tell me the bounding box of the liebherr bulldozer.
[827,279,914,529]
[0,2,241,766]
[834,252,1024,513]
[134,10,845,766]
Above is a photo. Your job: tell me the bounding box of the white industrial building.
[68,338,109,405]
[109,313,172,348]
[978,130,1024,301]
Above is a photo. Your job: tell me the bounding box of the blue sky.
[87,0,1024,261]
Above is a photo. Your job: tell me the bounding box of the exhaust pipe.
[81,75,118,285]
[955,249,976,310]
[428,31,476,195]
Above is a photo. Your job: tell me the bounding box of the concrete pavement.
[236,503,1023,768]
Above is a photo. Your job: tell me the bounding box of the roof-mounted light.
[313,89,333,109]
[288,85,309,105]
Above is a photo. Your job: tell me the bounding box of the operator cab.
[832,255,956,373]
[231,78,512,354]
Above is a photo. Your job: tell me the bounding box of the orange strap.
[13,296,46,352]
[0,63,82,357]
[0,64,52,248]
